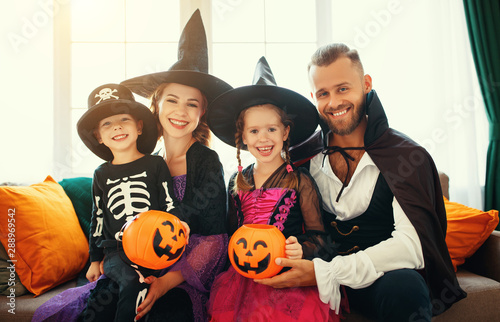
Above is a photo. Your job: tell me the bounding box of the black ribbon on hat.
[322,146,366,202]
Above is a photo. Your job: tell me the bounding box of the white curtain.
[326,0,488,209]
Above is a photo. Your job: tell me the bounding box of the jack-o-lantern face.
[153,219,186,260]
[123,210,187,270]
[228,224,286,279]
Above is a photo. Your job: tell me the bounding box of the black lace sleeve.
[295,168,336,260]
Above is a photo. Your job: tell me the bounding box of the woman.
[128,81,230,321]
[33,10,232,322]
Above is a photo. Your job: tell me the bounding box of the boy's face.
[94,113,143,155]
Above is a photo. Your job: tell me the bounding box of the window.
[63,0,319,181]
[211,0,318,179]
[4,0,488,209]
[68,0,182,176]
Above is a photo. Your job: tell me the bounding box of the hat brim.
[207,85,319,149]
[121,70,233,104]
[77,100,158,161]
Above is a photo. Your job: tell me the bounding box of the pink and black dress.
[208,163,341,322]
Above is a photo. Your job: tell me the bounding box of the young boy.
[77,83,180,321]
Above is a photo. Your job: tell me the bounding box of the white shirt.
[309,151,424,313]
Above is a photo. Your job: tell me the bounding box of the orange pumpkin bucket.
[122,210,187,270]
[228,224,286,279]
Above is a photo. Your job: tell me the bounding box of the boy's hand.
[284,236,303,260]
[86,261,102,282]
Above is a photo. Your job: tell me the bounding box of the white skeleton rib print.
[106,171,151,221]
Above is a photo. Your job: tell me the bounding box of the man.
[256,43,465,321]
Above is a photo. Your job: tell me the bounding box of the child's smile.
[95,113,143,158]
[112,134,128,141]
[256,145,274,156]
[242,105,289,168]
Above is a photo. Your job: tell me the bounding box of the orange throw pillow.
[444,196,499,271]
[0,176,89,296]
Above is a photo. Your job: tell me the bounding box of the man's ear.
[363,74,373,94]
[137,120,144,135]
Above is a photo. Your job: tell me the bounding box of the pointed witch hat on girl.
[121,9,232,104]
[207,56,319,150]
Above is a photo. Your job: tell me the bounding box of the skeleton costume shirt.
[89,154,175,261]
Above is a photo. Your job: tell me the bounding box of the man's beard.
[321,99,366,136]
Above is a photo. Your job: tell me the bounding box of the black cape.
[293,90,466,315]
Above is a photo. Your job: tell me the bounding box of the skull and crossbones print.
[95,88,119,104]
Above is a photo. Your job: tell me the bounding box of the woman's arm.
[135,234,228,320]
[135,270,185,321]
[177,146,227,235]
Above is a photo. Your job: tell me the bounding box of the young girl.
[206,57,340,321]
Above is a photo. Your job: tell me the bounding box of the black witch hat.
[207,56,319,149]
[121,9,232,104]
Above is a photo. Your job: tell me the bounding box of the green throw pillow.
[58,177,93,238]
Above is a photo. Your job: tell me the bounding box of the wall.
[1,0,55,183]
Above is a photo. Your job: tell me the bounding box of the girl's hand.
[86,261,102,282]
[180,220,190,244]
[284,236,303,260]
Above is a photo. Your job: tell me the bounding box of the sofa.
[0,173,499,322]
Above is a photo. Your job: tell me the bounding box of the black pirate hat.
[207,56,319,149]
[77,83,158,161]
[120,9,232,104]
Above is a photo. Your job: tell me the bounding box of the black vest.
[323,173,395,255]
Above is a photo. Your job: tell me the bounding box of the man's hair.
[307,43,364,76]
